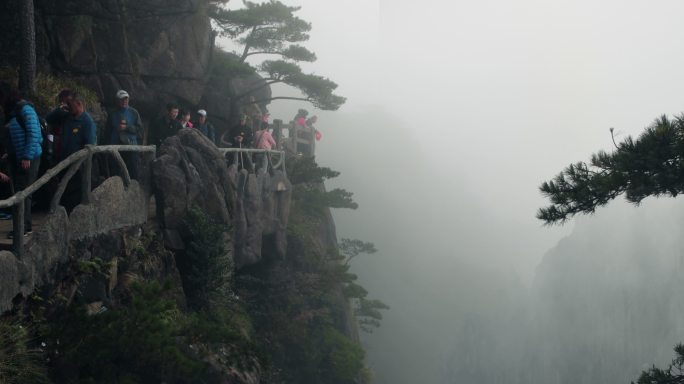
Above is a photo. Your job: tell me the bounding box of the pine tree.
[538,114,684,224]
[210,1,345,110]
[633,344,684,384]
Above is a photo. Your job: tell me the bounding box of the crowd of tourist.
[0,84,321,238]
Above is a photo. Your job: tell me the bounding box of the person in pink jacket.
[253,121,277,150]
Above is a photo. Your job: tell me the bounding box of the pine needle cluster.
[538,114,684,224]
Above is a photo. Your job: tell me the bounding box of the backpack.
[14,101,51,160]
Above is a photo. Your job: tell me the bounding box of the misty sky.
[217,1,684,382]
[223,0,684,275]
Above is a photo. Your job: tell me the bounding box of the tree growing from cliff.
[340,238,377,266]
[210,0,345,110]
[538,114,684,224]
[632,344,684,384]
[537,113,684,383]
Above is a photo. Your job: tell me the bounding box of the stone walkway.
[0,211,48,250]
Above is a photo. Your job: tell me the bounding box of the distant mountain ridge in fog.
[293,106,684,383]
[445,198,684,384]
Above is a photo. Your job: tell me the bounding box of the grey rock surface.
[230,167,290,268]
[0,251,21,313]
[0,173,150,312]
[69,177,148,240]
[0,1,271,137]
[153,129,232,229]
[153,129,290,269]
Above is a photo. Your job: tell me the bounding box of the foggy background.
[223,1,684,383]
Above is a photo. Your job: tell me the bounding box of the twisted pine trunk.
[19,0,36,96]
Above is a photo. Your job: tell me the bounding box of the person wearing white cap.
[105,89,143,146]
[196,109,216,144]
[105,89,144,178]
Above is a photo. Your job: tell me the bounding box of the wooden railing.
[0,131,297,259]
[271,119,316,156]
[0,145,156,257]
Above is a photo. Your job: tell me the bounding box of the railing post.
[13,200,24,256]
[310,126,316,156]
[259,152,268,175]
[50,157,86,213]
[273,119,282,148]
[281,152,287,177]
[245,153,254,174]
[111,149,131,188]
[81,146,93,205]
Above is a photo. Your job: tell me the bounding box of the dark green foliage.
[295,186,358,212]
[287,155,340,184]
[180,207,233,310]
[0,319,48,384]
[45,281,206,383]
[633,344,684,384]
[339,238,377,266]
[33,221,257,383]
[209,1,313,62]
[320,327,366,382]
[208,1,345,110]
[538,114,684,224]
[336,238,387,333]
[184,306,260,373]
[231,154,377,382]
[236,263,366,383]
[342,282,368,299]
[0,67,98,116]
[210,48,255,79]
[355,299,390,333]
[287,156,358,217]
[259,60,345,110]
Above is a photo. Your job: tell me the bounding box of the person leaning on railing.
[46,92,97,213]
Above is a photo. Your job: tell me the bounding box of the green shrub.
[180,207,233,310]
[0,319,49,384]
[0,67,98,115]
[45,281,205,383]
[321,327,366,382]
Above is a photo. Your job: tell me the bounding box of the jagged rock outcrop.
[153,128,234,244]
[231,166,291,268]
[153,128,290,268]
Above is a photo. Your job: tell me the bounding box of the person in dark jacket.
[148,103,181,148]
[46,93,96,160]
[196,109,216,144]
[227,114,253,148]
[43,89,74,165]
[2,89,42,237]
[46,94,96,212]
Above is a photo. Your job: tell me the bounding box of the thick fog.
[224,1,684,383]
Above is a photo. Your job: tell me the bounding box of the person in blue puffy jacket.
[2,88,42,237]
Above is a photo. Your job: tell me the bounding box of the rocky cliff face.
[153,128,290,269]
[0,0,270,131]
